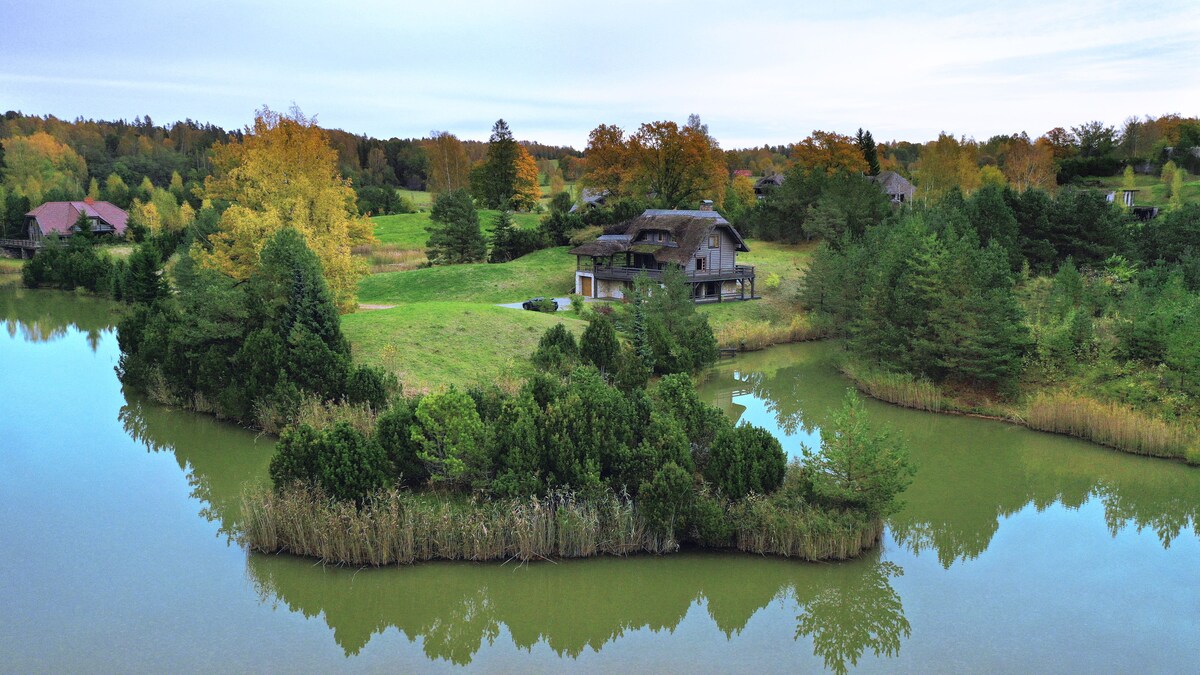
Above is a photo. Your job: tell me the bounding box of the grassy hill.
[358,247,575,305]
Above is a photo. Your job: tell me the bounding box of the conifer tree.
[856,128,880,176]
[427,189,486,264]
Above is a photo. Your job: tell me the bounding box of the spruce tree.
[474,119,520,209]
[856,128,881,176]
[580,313,619,375]
[427,189,486,264]
[488,209,517,262]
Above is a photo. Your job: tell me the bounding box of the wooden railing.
[0,238,41,250]
[591,265,755,282]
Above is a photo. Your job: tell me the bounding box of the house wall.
[693,227,738,272]
[575,272,594,297]
[596,277,626,300]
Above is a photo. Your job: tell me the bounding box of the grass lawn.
[0,258,22,285]
[342,301,586,393]
[371,209,543,250]
[358,247,576,305]
[698,239,815,333]
[1084,173,1200,207]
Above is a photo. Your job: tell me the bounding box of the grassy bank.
[358,247,575,305]
[0,258,22,286]
[241,484,883,566]
[838,356,1198,464]
[699,240,820,350]
[342,302,586,393]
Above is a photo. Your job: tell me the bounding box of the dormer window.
[656,232,664,242]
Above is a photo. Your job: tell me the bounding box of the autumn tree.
[197,106,373,312]
[425,131,472,195]
[581,123,631,197]
[915,133,979,202]
[789,131,869,175]
[1,131,88,204]
[627,120,726,208]
[510,144,541,211]
[1002,137,1056,192]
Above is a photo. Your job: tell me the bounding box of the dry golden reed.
[1022,393,1191,459]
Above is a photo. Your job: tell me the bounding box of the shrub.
[411,389,490,487]
[532,323,579,370]
[375,398,428,486]
[638,462,693,542]
[706,423,787,500]
[345,364,399,410]
[580,313,619,375]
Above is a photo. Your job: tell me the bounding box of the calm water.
[1,288,1197,673]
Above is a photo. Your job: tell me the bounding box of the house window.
[695,258,706,271]
[709,234,719,248]
[656,232,664,242]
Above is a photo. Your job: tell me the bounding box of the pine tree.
[580,313,620,375]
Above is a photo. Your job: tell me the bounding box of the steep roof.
[569,209,749,265]
[26,201,129,236]
[870,171,914,196]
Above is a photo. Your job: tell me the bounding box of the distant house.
[569,207,756,303]
[25,199,128,239]
[753,174,785,198]
[869,171,915,204]
[732,169,752,179]
[569,188,610,213]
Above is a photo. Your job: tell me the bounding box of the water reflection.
[118,388,273,539]
[246,549,909,670]
[0,286,118,348]
[699,343,1200,568]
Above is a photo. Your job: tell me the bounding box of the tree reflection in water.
[0,286,116,349]
[698,342,1200,568]
[245,549,910,670]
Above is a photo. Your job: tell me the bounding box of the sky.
[2,0,1198,149]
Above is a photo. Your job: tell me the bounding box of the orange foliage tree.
[198,106,373,312]
[788,131,869,175]
[1003,137,1057,192]
[581,123,632,197]
[510,144,542,211]
[626,120,726,208]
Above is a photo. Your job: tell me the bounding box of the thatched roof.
[569,209,749,265]
[870,171,914,198]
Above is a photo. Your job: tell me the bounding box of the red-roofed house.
[25,199,129,240]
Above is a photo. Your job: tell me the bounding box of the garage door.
[581,276,593,297]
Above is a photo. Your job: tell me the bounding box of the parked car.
[522,297,558,312]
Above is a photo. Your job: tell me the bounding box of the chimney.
[84,196,95,205]
[699,199,714,211]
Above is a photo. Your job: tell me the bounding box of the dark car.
[521,297,557,311]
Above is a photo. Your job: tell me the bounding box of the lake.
[2,288,1196,672]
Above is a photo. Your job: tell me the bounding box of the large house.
[25,199,129,239]
[569,208,756,303]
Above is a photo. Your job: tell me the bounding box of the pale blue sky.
[2,0,1198,148]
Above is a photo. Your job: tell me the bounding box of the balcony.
[588,265,755,283]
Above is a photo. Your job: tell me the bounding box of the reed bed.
[731,495,883,560]
[1022,393,1191,459]
[242,487,675,566]
[715,315,827,351]
[242,483,887,566]
[354,244,426,274]
[839,361,944,413]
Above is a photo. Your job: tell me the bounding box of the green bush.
[706,424,787,500]
[638,462,693,540]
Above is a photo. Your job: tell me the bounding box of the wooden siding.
[693,227,737,272]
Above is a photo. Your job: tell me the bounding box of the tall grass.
[838,361,944,413]
[731,495,883,560]
[242,484,887,566]
[1023,393,1191,459]
[242,487,673,566]
[714,315,827,351]
[353,244,427,274]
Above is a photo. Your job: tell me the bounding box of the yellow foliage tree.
[788,131,869,175]
[425,131,472,195]
[510,144,542,211]
[979,165,1007,189]
[731,174,756,205]
[915,133,980,201]
[198,107,373,312]
[1,131,88,204]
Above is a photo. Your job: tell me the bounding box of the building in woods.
[869,170,916,204]
[569,188,610,213]
[0,198,129,257]
[753,173,785,198]
[569,207,756,303]
[25,199,128,239]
